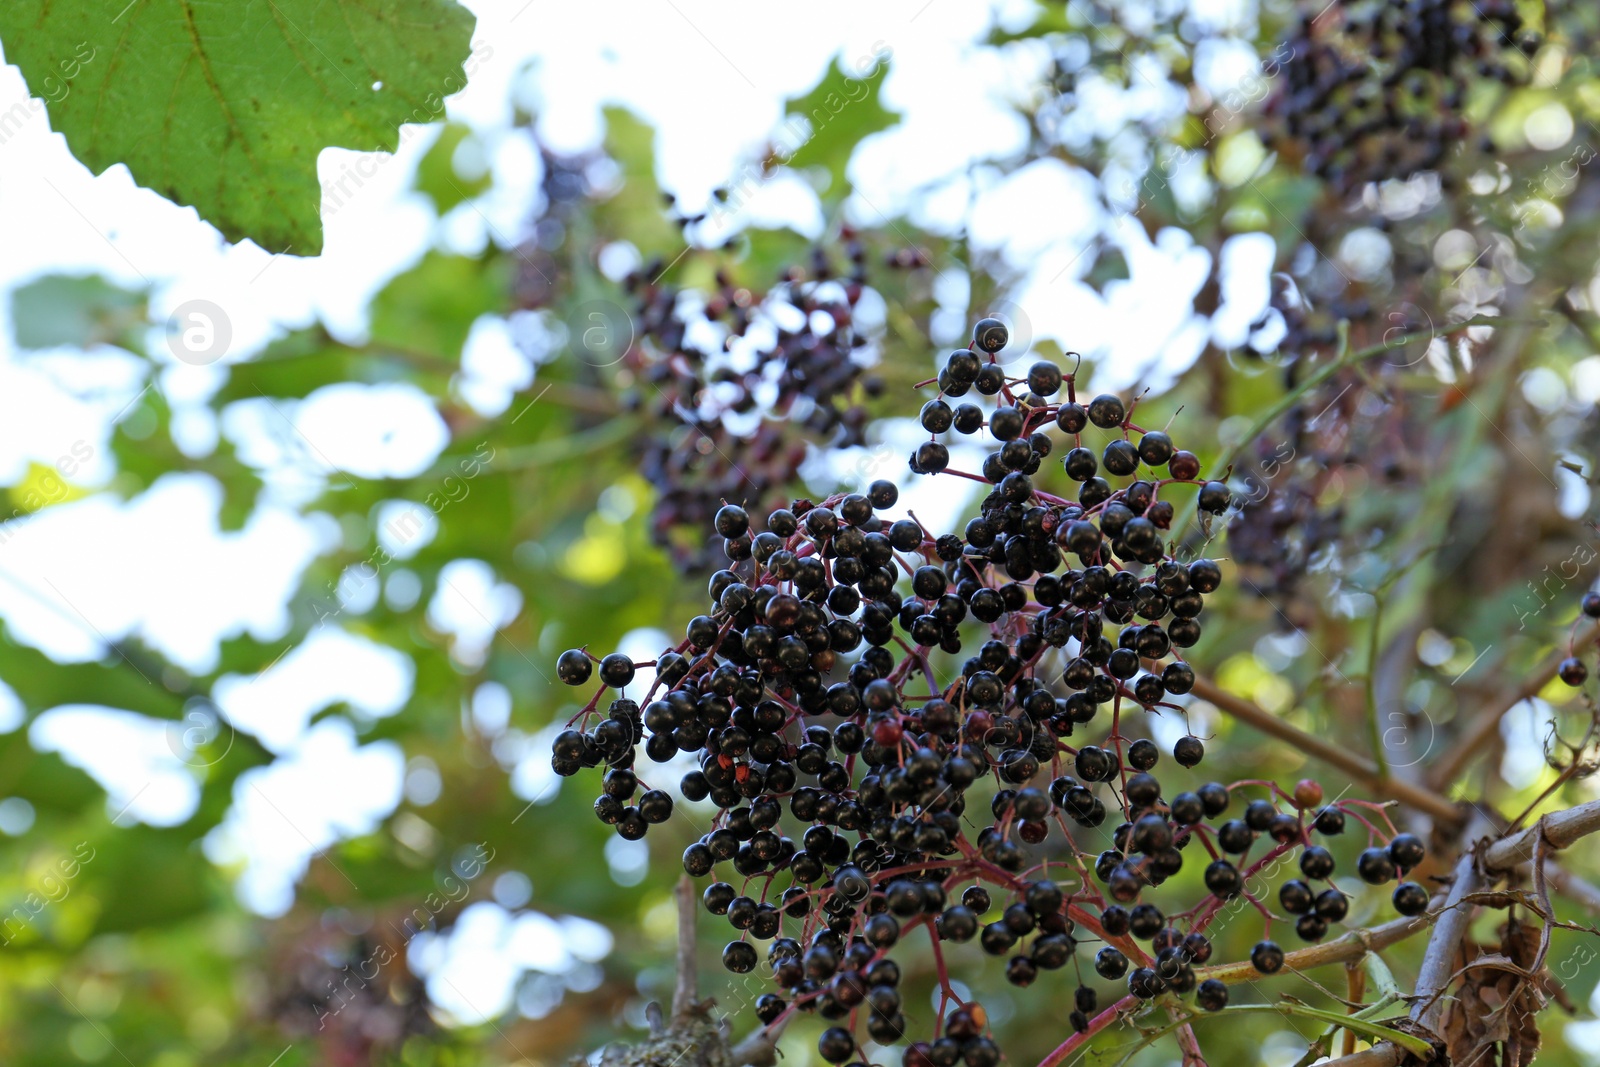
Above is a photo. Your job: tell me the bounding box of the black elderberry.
[1387,833,1426,870]
[1217,820,1254,854]
[1127,967,1162,998]
[1137,431,1174,466]
[1279,879,1313,914]
[1358,848,1397,885]
[1086,394,1126,429]
[1244,799,1277,831]
[638,789,673,823]
[755,993,786,1024]
[1056,402,1088,434]
[1075,745,1118,782]
[556,649,592,685]
[1033,933,1072,969]
[1296,915,1327,942]
[1103,439,1139,477]
[1300,845,1336,880]
[980,922,1017,955]
[1095,946,1129,979]
[1129,903,1163,939]
[1314,888,1348,922]
[1006,955,1038,986]
[1196,978,1228,1011]
[1198,781,1230,816]
[921,399,954,434]
[1173,735,1204,767]
[1204,860,1242,899]
[683,843,714,877]
[1170,792,1204,825]
[1162,662,1195,695]
[818,1026,855,1064]
[1027,360,1062,396]
[1393,881,1429,916]
[723,941,757,973]
[972,318,1008,353]
[598,653,635,688]
[1250,940,1284,974]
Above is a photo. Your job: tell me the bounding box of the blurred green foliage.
[0,12,1598,1067]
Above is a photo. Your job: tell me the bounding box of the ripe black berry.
[598,653,635,688]
[1279,879,1313,914]
[1086,394,1126,429]
[1299,845,1335,880]
[1094,946,1129,979]
[1357,848,1397,885]
[1127,967,1163,998]
[557,649,592,685]
[1386,833,1426,871]
[818,1026,855,1064]
[1196,978,1228,1011]
[723,941,757,973]
[972,318,1008,353]
[1393,881,1429,916]
[1250,940,1284,974]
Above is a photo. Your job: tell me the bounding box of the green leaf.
[369,251,509,358]
[10,274,147,351]
[414,123,491,214]
[780,51,899,198]
[0,0,477,254]
[598,106,680,255]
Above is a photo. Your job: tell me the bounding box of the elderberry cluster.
[551,320,1431,1062]
[623,237,883,571]
[1263,0,1533,194]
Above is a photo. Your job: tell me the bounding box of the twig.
[1410,815,1495,1033]
[1426,622,1600,790]
[1483,796,1600,870]
[671,875,698,1024]
[1530,857,1600,913]
[1188,675,1464,826]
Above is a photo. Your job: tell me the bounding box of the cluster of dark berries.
[1262,0,1533,194]
[1557,592,1600,686]
[622,236,884,571]
[551,319,1431,1060]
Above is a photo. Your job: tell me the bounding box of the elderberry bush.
[1262,0,1534,195]
[551,320,1429,1062]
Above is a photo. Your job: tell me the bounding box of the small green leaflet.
[0,0,477,255]
[781,49,899,198]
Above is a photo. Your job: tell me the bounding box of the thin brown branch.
[1427,621,1600,790]
[1532,857,1600,913]
[1194,912,1435,986]
[1484,796,1600,870]
[1411,815,1495,1032]
[1188,675,1465,826]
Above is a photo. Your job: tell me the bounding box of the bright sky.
[0,0,1316,1028]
